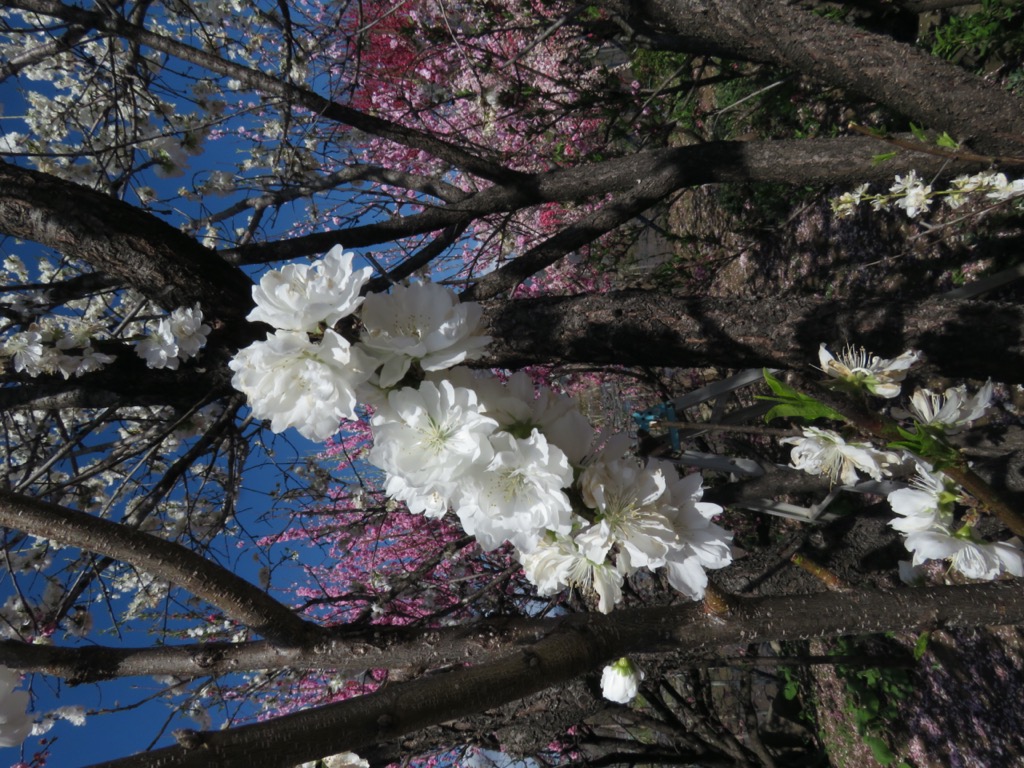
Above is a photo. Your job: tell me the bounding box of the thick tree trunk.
[482,290,1024,385]
[636,0,1024,156]
[0,162,253,322]
[86,582,1024,768]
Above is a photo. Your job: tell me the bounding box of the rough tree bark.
[83,582,1024,768]
[633,0,1024,157]
[482,291,1024,385]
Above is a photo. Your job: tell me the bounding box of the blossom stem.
[847,122,1020,167]
[651,421,803,437]
[702,583,734,617]
[790,553,849,592]
[942,464,1024,539]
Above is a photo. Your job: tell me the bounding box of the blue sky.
[0,10,504,764]
[0,50,338,765]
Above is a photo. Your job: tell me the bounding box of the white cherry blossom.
[455,429,574,552]
[905,381,993,433]
[229,329,375,441]
[601,657,644,704]
[985,172,1024,202]
[578,435,676,570]
[437,368,594,465]
[887,462,956,534]
[169,304,211,359]
[65,346,116,377]
[0,666,31,748]
[136,317,179,369]
[297,753,369,768]
[656,465,734,600]
[382,472,456,519]
[905,530,1024,581]
[368,380,497,506]
[890,170,932,217]
[520,534,625,613]
[2,326,49,375]
[248,246,373,332]
[359,281,491,387]
[782,427,899,486]
[819,343,919,398]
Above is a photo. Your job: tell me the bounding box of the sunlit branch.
[0,490,319,646]
[228,136,982,265]
[0,614,553,683]
[481,291,1024,385]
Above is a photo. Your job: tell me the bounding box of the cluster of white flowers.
[780,343,917,485]
[230,247,381,441]
[296,752,368,768]
[31,705,87,737]
[135,304,211,370]
[833,171,1024,219]
[888,461,1023,581]
[228,247,733,610]
[369,394,733,612]
[0,299,211,377]
[1,320,116,378]
[360,282,492,387]
[0,666,32,748]
[782,342,1020,582]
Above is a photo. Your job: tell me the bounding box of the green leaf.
[863,735,896,765]
[909,122,928,143]
[758,370,845,423]
[783,678,800,700]
[936,131,959,149]
[860,668,882,686]
[913,631,930,661]
[872,151,899,164]
[887,424,959,466]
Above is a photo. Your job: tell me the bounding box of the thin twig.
[848,122,1024,167]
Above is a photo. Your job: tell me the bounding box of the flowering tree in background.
[1,0,1024,766]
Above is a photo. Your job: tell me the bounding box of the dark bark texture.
[86,582,1024,768]
[0,161,253,322]
[482,291,1024,385]
[635,0,1024,156]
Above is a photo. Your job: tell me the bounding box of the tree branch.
[0,615,552,684]
[481,290,1024,385]
[0,490,318,646]
[230,135,983,265]
[0,161,253,324]
[86,581,1024,768]
[637,0,1024,156]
